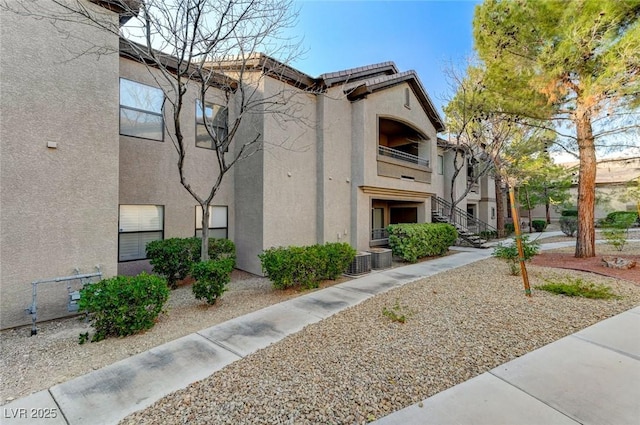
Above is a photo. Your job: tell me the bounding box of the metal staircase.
[431,196,497,248]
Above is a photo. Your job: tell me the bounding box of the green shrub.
[561,209,578,217]
[604,211,638,227]
[531,220,547,232]
[323,242,357,279]
[559,216,578,236]
[601,212,637,251]
[208,238,236,267]
[387,223,457,263]
[504,222,515,235]
[536,277,619,299]
[479,230,498,240]
[492,236,540,275]
[146,237,200,288]
[602,227,628,251]
[382,299,413,324]
[191,258,234,305]
[79,273,169,342]
[146,237,236,288]
[259,243,356,290]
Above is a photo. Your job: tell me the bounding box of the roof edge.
[319,62,399,88]
[346,71,445,133]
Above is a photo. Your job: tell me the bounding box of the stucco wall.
[262,78,318,251]
[316,93,353,244]
[233,77,265,275]
[0,2,120,328]
[117,59,235,275]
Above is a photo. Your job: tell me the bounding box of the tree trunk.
[544,186,551,224]
[201,204,211,261]
[495,174,505,237]
[525,187,532,233]
[575,110,596,258]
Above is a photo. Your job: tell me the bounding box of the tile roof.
[319,62,398,87]
[344,70,445,132]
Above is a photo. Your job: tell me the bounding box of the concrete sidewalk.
[2,234,638,424]
[373,306,640,425]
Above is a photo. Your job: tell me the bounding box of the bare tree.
[4,0,309,260]
[442,62,516,231]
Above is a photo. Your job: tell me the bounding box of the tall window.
[196,100,228,150]
[119,205,164,261]
[437,155,444,175]
[120,79,164,141]
[195,205,228,238]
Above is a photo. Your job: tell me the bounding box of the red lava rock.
[530,252,640,284]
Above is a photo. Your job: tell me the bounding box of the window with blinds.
[118,205,164,261]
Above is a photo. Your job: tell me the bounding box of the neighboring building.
[519,157,640,223]
[1,0,496,329]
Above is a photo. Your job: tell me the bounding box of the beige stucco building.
[1,1,498,329]
[521,157,640,224]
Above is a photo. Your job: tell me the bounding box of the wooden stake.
[508,187,532,297]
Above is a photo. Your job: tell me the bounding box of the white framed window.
[118,205,164,261]
[437,155,444,175]
[195,205,228,238]
[404,87,411,108]
[196,100,228,150]
[120,78,164,141]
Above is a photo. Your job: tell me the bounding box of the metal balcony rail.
[378,145,429,168]
[431,196,498,240]
[371,228,389,240]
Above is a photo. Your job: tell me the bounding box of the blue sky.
[287,0,481,116]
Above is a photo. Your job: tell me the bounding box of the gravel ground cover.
[0,270,341,404]
[2,240,638,424]
[121,249,640,424]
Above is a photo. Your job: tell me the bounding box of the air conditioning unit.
[368,248,392,270]
[346,252,372,276]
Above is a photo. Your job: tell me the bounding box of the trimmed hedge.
[146,237,200,288]
[561,209,578,217]
[79,272,169,342]
[603,211,638,228]
[208,238,237,267]
[191,258,234,305]
[532,219,547,232]
[146,237,235,288]
[387,223,457,263]
[259,242,356,290]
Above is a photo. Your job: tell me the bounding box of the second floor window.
[119,79,164,141]
[196,100,228,150]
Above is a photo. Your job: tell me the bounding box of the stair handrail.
[431,196,498,240]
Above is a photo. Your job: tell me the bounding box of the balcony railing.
[378,145,429,168]
[370,228,389,247]
[371,228,389,240]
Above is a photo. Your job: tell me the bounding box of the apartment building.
[1,1,500,329]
